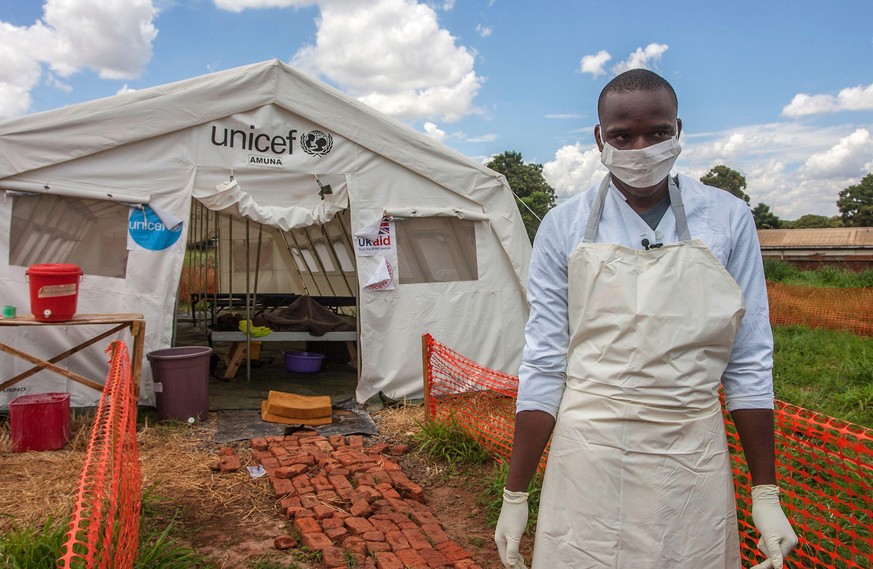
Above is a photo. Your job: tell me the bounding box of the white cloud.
[579,50,611,77]
[0,0,158,119]
[441,0,455,10]
[464,133,497,143]
[799,128,873,179]
[423,121,446,142]
[212,0,316,12]
[782,83,873,117]
[290,0,483,122]
[611,43,669,75]
[476,24,492,37]
[545,114,584,120]
[542,142,607,200]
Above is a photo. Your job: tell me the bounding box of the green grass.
[0,490,210,569]
[773,325,873,427]
[246,556,302,569]
[764,259,873,288]
[411,416,491,467]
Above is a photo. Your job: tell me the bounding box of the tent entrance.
[177,200,359,388]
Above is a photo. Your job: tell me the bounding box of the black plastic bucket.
[147,346,212,422]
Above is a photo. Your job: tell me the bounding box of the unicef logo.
[301,130,333,156]
[128,206,182,251]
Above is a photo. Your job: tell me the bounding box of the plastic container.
[25,263,84,322]
[284,351,325,374]
[9,392,71,452]
[147,346,212,422]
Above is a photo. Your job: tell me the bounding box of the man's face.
[595,88,680,152]
[594,87,682,201]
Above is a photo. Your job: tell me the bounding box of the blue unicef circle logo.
[129,206,182,251]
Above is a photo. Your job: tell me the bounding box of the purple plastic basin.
[284,351,325,374]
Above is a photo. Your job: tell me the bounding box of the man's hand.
[751,485,798,569]
[494,488,529,569]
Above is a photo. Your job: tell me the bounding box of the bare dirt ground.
[0,404,522,568]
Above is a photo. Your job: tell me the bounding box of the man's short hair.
[597,69,678,119]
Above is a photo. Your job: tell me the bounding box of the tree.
[837,173,873,227]
[486,151,557,242]
[752,203,781,229]
[700,165,750,204]
[783,214,843,229]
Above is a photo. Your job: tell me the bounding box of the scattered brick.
[396,548,429,569]
[374,551,404,569]
[294,516,322,535]
[323,517,344,529]
[322,546,348,568]
[324,526,348,541]
[370,518,400,533]
[419,547,452,568]
[350,499,372,518]
[375,483,401,500]
[271,477,295,497]
[250,437,268,451]
[302,532,334,550]
[435,541,471,563]
[329,435,346,447]
[366,540,392,554]
[313,504,335,520]
[420,524,450,545]
[385,530,411,551]
[330,474,353,492]
[348,435,364,448]
[451,560,482,569]
[411,510,441,527]
[366,443,390,455]
[345,516,377,535]
[362,530,385,542]
[402,528,432,550]
[273,535,297,549]
[276,464,310,479]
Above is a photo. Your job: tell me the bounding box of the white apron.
[532,176,746,568]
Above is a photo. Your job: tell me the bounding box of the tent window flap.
[396,217,478,284]
[9,194,129,278]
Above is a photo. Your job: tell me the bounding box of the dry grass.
[0,411,279,532]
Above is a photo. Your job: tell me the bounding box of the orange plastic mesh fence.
[57,341,142,569]
[767,282,873,337]
[423,333,873,569]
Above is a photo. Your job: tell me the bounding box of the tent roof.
[0,59,505,196]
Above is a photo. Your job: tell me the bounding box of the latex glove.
[750,485,798,569]
[495,488,529,569]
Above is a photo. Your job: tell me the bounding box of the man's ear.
[594,124,604,151]
[676,118,683,139]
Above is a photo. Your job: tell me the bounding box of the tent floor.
[174,318,358,411]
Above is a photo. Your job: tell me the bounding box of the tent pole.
[245,218,251,383]
[286,229,316,295]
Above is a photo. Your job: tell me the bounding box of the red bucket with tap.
[25,264,84,322]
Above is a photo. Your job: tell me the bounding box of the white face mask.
[599,134,682,189]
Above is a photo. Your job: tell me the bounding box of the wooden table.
[0,313,146,398]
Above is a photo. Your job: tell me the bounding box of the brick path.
[249,430,484,569]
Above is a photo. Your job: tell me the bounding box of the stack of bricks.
[250,431,483,569]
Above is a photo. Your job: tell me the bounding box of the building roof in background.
[758,228,873,249]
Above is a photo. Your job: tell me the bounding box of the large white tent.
[0,59,531,409]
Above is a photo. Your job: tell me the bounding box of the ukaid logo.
[128,206,183,251]
[355,219,394,256]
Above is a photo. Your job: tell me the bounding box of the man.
[494,69,798,569]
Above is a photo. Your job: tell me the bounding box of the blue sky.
[1,0,872,219]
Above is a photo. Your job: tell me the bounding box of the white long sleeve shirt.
[517,174,775,417]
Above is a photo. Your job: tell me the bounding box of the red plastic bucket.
[9,392,72,452]
[25,263,83,322]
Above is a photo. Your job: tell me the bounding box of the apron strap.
[584,174,691,243]
[668,176,691,241]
